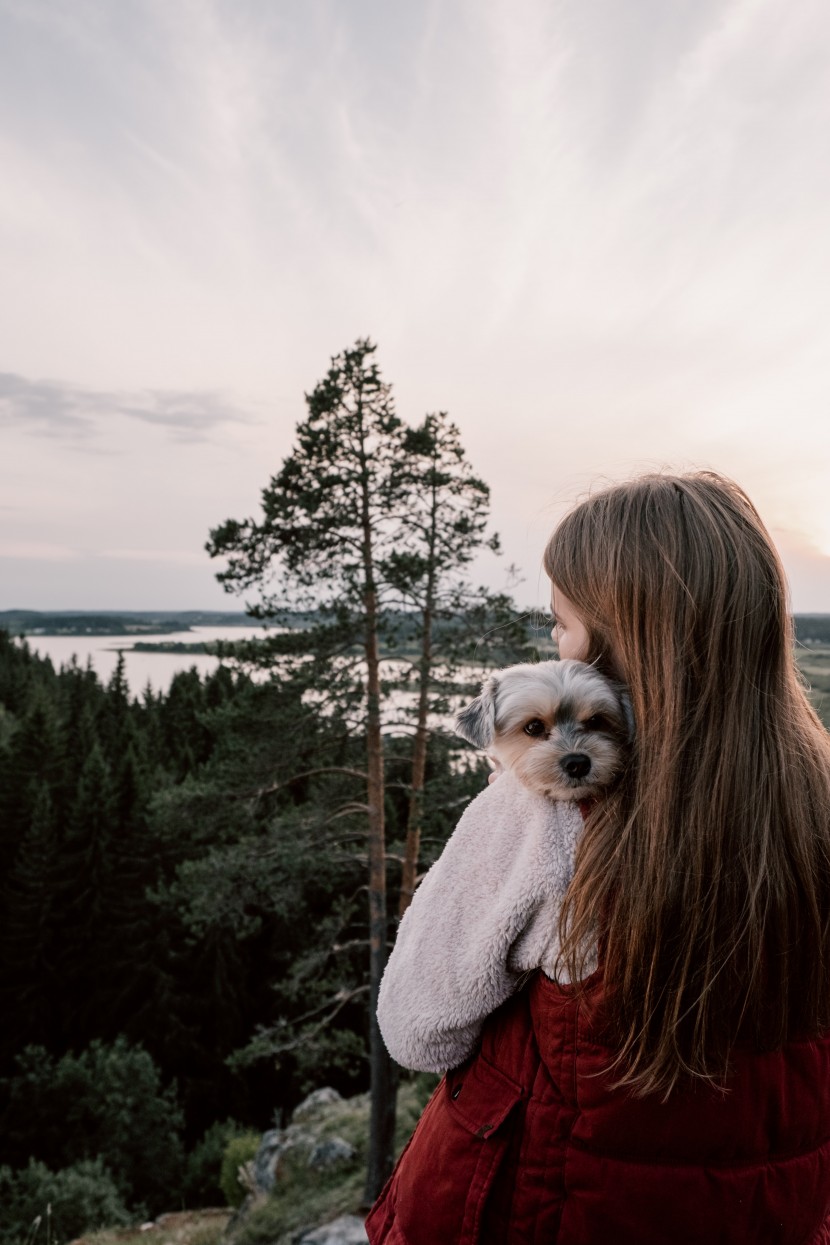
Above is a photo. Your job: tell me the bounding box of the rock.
[308,1136,356,1169]
[229,1087,364,1243]
[291,1087,342,1122]
[295,1214,368,1244]
[253,1126,318,1192]
[253,1126,284,1193]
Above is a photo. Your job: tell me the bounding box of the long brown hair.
[544,471,830,1097]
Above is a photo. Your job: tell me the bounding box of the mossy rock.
[229,1076,438,1245]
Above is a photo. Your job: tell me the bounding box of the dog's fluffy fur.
[455,659,632,801]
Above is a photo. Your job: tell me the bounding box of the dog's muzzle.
[560,752,592,779]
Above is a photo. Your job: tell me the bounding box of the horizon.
[6,604,830,619]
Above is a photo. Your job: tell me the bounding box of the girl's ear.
[455,676,498,748]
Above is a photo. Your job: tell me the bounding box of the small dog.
[455,659,632,801]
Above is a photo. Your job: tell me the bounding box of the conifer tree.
[99,653,133,767]
[55,742,119,1046]
[102,743,159,1039]
[208,339,404,1200]
[385,411,500,914]
[0,783,60,1060]
[161,668,210,779]
[0,689,65,878]
[206,338,526,1200]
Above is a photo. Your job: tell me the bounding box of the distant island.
[799,616,830,645]
[0,609,271,637]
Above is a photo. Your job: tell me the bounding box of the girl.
[367,471,830,1245]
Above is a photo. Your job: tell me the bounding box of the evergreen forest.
[0,613,545,1237]
[0,340,550,1240]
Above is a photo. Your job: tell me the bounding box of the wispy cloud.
[0,373,93,437]
[0,373,255,444]
[0,539,80,561]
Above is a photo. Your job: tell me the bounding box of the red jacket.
[366,970,830,1244]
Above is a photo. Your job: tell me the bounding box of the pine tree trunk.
[363,594,396,1203]
[400,471,438,919]
[399,599,433,918]
[360,433,397,1205]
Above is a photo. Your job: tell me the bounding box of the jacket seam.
[504,1002,539,1242]
[565,1132,830,1170]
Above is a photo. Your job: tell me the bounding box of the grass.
[70,1209,231,1245]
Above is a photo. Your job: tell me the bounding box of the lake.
[17,627,274,696]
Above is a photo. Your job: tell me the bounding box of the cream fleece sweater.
[376,771,586,1073]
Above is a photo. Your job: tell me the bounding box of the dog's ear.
[455,675,498,748]
[616,685,635,741]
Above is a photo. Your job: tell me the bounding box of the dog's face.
[455,659,632,801]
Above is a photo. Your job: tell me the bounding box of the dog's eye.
[583,714,609,731]
[523,719,546,737]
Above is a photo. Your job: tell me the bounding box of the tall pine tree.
[208,339,407,1199]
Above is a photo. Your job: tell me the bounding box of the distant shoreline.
[0,609,282,637]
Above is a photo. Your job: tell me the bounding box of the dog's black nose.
[561,753,591,779]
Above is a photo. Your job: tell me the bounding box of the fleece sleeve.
[376,771,584,1073]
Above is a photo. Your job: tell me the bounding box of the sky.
[2,0,830,613]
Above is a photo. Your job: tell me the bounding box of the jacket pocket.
[376,1054,524,1245]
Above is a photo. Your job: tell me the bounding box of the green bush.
[184,1118,247,1207]
[0,1157,129,1245]
[219,1133,261,1209]
[1,1037,184,1216]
